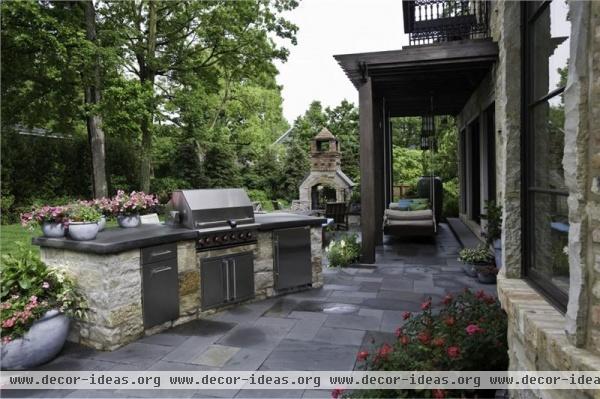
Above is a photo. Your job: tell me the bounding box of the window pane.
[529,192,569,296]
[531,0,570,102]
[531,100,566,191]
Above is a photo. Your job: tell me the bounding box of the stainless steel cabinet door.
[273,226,312,290]
[231,252,254,302]
[143,259,179,328]
[201,258,227,309]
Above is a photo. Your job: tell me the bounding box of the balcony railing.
[403,0,490,46]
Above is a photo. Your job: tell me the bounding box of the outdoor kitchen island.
[32,189,326,351]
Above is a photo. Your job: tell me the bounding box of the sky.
[273,0,408,123]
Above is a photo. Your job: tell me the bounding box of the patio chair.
[325,202,349,230]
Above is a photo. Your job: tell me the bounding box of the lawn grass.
[0,223,38,255]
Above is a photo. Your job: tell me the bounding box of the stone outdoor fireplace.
[298,128,354,210]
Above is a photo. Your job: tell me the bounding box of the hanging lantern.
[420,115,435,150]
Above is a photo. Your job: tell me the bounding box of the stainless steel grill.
[167,188,258,251]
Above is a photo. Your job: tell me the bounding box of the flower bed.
[326,234,361,267]
[343,289,508,398]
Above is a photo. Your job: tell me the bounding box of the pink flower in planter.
[442,294,453,305]
[421,299,431,310]
[2,336,12,344]
[2,317,16,328]
[444,316,455,327]
[447,346,460,359]
[400,335,410,345]
[357,351,369,361]
[402,311,411,320]
[475,289,486,300]
[42,281,50,289]
[432,389,446,398]
[378,343,393,358]
[29,295,38,304]
[466,324,482,335]
[417,331,431,345]
[331,388,344,399]
[432,337,445,347]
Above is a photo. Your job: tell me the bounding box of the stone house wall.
[460,1,600,398]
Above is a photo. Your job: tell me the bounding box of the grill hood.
[168,189,254,229]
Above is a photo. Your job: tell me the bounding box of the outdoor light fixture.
[420,115,435,150]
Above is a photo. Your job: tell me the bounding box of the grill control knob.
[246,232,253,239]
[238,233,245,239]
[198,237,205,245]
[214,236,220,242]
[222,235,229,241]
[230,234,236,240]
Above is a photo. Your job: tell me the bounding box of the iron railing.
[403,0,490,46]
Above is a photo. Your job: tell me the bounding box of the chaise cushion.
[385,209,433,221]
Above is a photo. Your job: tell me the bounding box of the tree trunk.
[139,0,158,192]
[83,0,108,198]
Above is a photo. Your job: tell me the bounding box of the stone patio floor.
[7,223,498,399]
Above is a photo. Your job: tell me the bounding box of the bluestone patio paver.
[13,223,498,399]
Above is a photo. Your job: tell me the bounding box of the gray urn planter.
[117,214,141,228]
[462,263,478,277]
[97,216,107,232]
[41,222,66,238]
[477,272,497,284]
[68,222,99,241]
[1,310,70,370]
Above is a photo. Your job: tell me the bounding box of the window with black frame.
[523,0,570,310]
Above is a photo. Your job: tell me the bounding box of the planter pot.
[494,239,502,268]
[41,222,66,238]
[1,310,70,370]
[477,272,497,284]
[117,214,140,228]
[462,263,478,277]
[68,222,99,241]
[97,216,107,232]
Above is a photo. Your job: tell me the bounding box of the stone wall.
[40,248,144,351]
[492,1,600,398]
[40,226,324,350]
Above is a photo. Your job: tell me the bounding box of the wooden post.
[359,78,376,263]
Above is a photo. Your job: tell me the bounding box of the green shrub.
[347,289,508,399]
[326,234,361,267]
[442,178,459,219]
[0,244,87,343]
[247,189,274,211]
[482,200,502,247]
[151,177,190,204]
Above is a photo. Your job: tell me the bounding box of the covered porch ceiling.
[334,39,498,117]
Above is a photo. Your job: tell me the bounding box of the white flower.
[563,246,569,255]
[340,240,346,248]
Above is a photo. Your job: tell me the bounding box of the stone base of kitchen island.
[39,227,323,351]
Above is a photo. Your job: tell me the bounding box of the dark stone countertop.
[32,224,198,255]
[254,212,326,230]
[33,213,326,255]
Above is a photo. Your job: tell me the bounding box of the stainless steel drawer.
[141,243,177,264]
[142,259,179,328]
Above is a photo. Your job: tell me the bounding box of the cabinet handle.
[232,259,237,298]
[151,266,172,275]
[151,250,172,257]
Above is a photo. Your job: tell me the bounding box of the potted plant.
[477,265,498,284]
[66,203,102,241]
[20,205,68,238]
[1,244,86,370]
[458,245,494,277]
[111,190,159,228]
[87,197,112,232]
[482,200,502,268]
